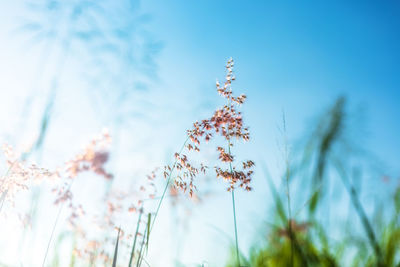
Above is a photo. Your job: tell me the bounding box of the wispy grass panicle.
[0,143,60,214]
[165,58,254,267]
[169,58,254,196]
[135,59,254,267]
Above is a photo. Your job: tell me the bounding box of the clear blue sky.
[143,0,400,168]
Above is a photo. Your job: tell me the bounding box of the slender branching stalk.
[136,137,190,265]
[136,58,252,266]
[227,81,240,267]
[150,137,190,232]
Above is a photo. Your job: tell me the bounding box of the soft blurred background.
[0,0,399,266]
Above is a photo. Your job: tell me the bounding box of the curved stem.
[150,137,190,233]
[136,137,190,266]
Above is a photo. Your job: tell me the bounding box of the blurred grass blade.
[112,228,121,267]
[335,163,384,266]
[394,187,400,214]
[309,96,345,214]
[146,213,151,252]
[261,162,287,223]
[136,228,147,267]
[128,209,143,267]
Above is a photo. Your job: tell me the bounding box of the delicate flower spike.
[0,144,59,207]
[168,58,254,196]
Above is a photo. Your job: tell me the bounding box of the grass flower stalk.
[136,58,254,266]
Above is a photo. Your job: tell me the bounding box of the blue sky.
[145,1,399,120]
[0,0,399,266]
[144,0,400,170]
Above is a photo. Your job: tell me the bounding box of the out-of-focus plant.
[130,58,254,266]
[225,97,400,266]
[15,0,162,150]
[0,130,114,265]
[4,1,162,264]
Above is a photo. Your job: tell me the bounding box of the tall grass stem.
[42,180,74,267]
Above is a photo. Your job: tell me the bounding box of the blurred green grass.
[225,97,400,267]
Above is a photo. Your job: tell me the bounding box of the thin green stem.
[42,180,74,267]
[112,228,120,267]
[227,137,240,266]
[231,189,240,266]
[136,227,148,267]
[136,137,190,264]
[128,208,143,267]
[150,137,189,233]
